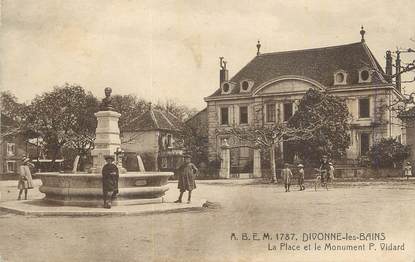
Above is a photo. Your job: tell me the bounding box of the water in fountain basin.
[72,155,80,173]
[137,154,146,172]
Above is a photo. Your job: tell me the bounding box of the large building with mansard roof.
[203,28,404,175]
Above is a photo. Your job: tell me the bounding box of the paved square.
[0,179,414,262]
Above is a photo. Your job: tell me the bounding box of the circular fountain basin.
[37,172,172,207]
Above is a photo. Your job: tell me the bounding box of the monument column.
[90,87,122,173]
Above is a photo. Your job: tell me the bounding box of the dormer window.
[358,67,371,83]
[221,81,235,94]
[240,79,254,93]
[334,70,347,85]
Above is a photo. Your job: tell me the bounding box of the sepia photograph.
[0,0,415,261]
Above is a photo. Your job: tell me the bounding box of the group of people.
[101,154,199,208]
[15,154,198,209]
[280,155,335,192]
[15,153,412,205]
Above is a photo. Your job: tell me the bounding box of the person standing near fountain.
[174,154,198,204]
[102,155,119,208]
[17,156,34,200]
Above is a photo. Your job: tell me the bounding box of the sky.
[1,0,415,110]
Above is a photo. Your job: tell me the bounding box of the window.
[334,71,347,85]
[166,134,172,148]
[336,73,344,83]
[241,81,249,91]
[360,133,370,156]
[358,68,371,83]
[359,98,370,118]
[6,161,15,173]
[266,104,276,122]
[361,70,369,81]
[283,103,293,122]
[7,143,15,156]
[239,106,248,124]
[222,83,230,93]
[220,107,229,125]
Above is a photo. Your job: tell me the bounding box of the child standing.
[281,163,293,192]
[404,162,412,180]
[297,164,305,191]
[17,156,34,200]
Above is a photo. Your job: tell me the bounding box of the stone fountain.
[37,87,172,207]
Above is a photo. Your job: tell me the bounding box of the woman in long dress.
[17,157,34,200]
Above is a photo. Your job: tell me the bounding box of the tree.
[218,123,319,182]
[288,88,351,163]
[24,84,99,161]
[179,122,208,165]
[111,94,149,131]
[0,91,26,141]
[155,99,198,121]
[368,138,410,168]
[0,91,25,121]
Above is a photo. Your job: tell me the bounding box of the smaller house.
[121,105,184,171]
[0,114,37,178]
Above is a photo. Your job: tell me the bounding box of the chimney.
[385,50,393,83]
[219,57,228,86]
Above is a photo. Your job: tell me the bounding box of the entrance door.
[360,133,370,156]
[230,146,254,178]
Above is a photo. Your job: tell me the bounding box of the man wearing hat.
[319,155,330,184]
[102,155,119,208]
[174,154,198,204]
[297,164,305,191]
[17,156,34,200]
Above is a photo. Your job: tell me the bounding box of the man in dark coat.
[102,155,119,208]
[174,155,198,204]
[319,155,330,184]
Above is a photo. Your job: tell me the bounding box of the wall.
[121,131,159,154]
[0,135,28,176]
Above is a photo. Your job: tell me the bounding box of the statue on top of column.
[100,87,115,111]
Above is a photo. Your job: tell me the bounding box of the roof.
[208,42,388,98]
[185,107,207,124]
[123,107,183,132]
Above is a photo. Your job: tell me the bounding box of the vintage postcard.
[1,0,415,261]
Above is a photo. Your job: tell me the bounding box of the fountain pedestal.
[90,110,122,173]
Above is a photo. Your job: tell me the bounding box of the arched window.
[358,68,371,83]
[333,70,347,85]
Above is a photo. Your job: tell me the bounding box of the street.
[0,179,414,262]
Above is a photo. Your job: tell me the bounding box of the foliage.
[0,91,26,121]
[288,88,351,162]
[155,99,198,121]
[0,91,27,141]
[24,84,99,160]
[368,138,411,168]
[179,121,208,166]
[110,94,149,130]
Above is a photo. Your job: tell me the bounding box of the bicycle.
[314,169,329,191]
